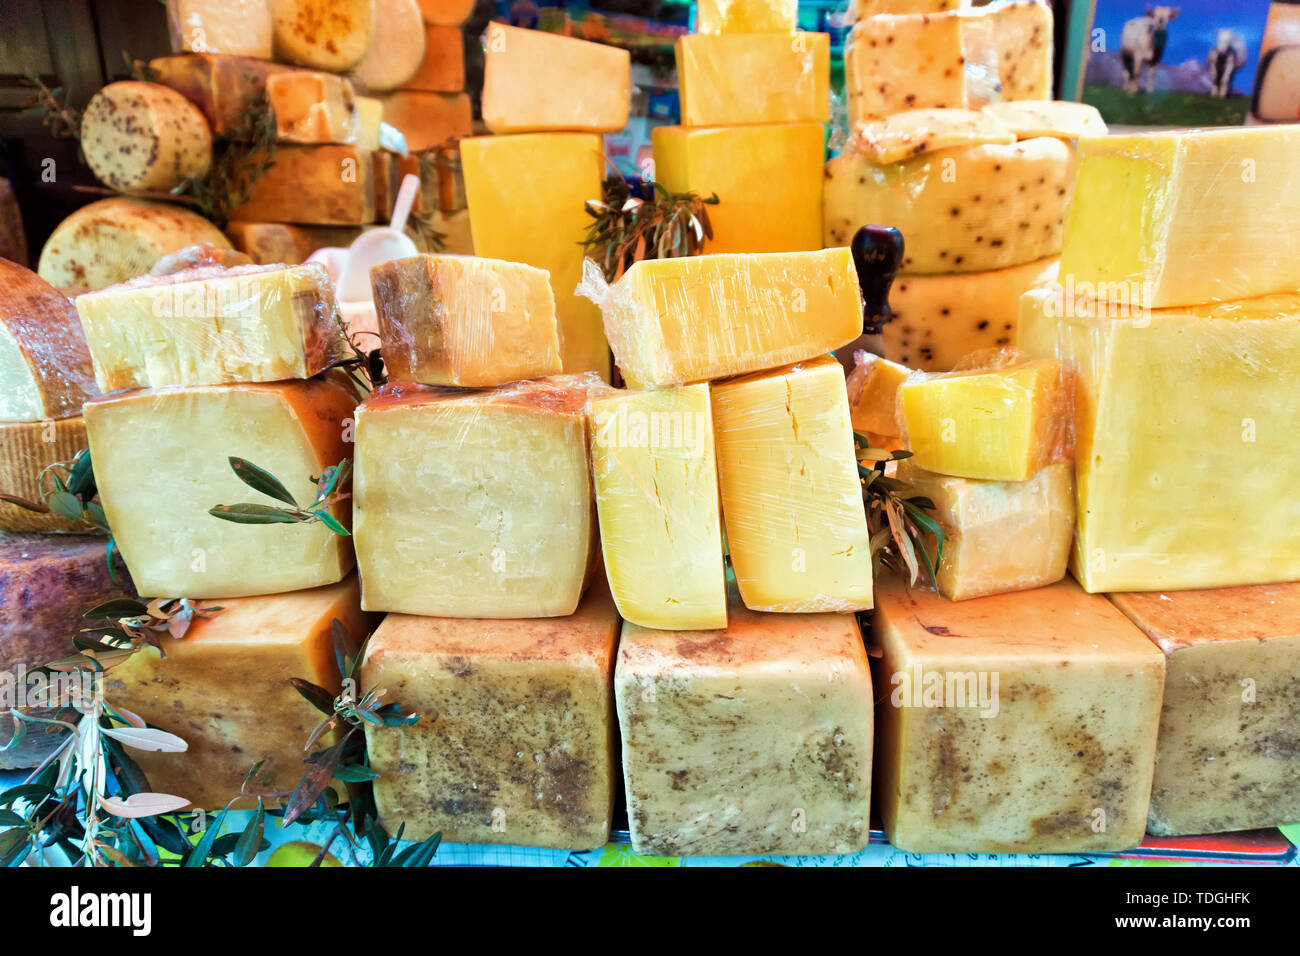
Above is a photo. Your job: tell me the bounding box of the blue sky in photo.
[1090,0,1271,78]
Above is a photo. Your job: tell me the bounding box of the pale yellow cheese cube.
[675,33,829,127]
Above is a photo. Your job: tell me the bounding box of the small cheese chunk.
[270,0,374,71]
[846,351,909,438]
[592,249,862,389]
[616,587,874,856]
[354,95,383,151]
[696,0,797,33]
[988,0,1053,100]
[0,418,96,532]
[350,0,426,92]
[150,54,291,136]
[404,24,464,93]
[106,577,371,809]
[653,123,824,255]
[370,254,561,387]
[75,262,347,391]
[225,222,365,264]
[482,23,630,134]
[416,0,472,24]
[589,384,726,630]
[900,357,1064,481]
[462,133,609,378]
[364,582,620,847]
[266,71,359,145]
[166,0,272,58]
[353,375,601,617]
[848,108,1016,165]
[899,460,1073,601]
[84,376,356,598]
[0,259,98,421]
[982,100,1107,140]
[81,82,212,194]
[229,145,374,225]
[378,91,472,151]
[676,33,829,127]
[1111,585,1300,837]
[873,574,1165,853]
[712,356,874,613]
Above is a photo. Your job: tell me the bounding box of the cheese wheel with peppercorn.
[80,81,213,194]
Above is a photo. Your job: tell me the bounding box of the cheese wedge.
[270,0,374,71]
[353,375,602,617]
[370,255,562,387]
[166,0,272,58]
[106,577,372,809]
[404,24,464,93]
[364,581,620,847]
[653,123,823,255]
[266,71,359,145]
[591,249,862,389]
[229,145,374,225]
[350,0,426,92]
[225,222,366,264]
[1020,287,1300,592]
[982,100,1107,140]
[712,356,874,613]
[150,53,291,136]
[846,351,909,438]
[989,0,1053,100]
[696,0,797,33]
[84,376,356,598]
[1111,585,1300,837]
[81,82,213,194]
[873,574,1165,853]
[675,33,829,127]
[589,384,727,630]
[378,91,472,151]
[462,133,609,378]
[616,583,874,856]
[848,108,1015,165]
[0,417,96,532]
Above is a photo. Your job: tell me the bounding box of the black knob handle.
[851,225,904,335]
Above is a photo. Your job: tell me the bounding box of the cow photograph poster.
[1076,0,1268,126]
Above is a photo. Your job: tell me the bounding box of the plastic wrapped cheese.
[675,33,829,127]
[846,350,909,439]
[695,0,797,33]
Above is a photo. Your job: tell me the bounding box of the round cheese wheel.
[350,0,425,92]
[81,81,213,194]
[271,0,376,71]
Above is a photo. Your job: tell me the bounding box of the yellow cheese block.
[266,71,359,144]
[615,582,874,856]
[462,133,609,379]
[989,0,1053,100]
[353,95,383,151]
[370,254,562,387]
[1020,287,1300,592]
[270,0,373,71]
[378,91,472,151]
[899,459,1073,601]
[712,356,873,613]
[81,82,213,194]
[592,248,861,389]
[84,376,356,598]
[229,145,374,225]
[0,417,95,532]
[846,351,909,438]
[873,573,1165,853]
[696,0,797,33]
[883,256,1060,371]
[364,581,620,847]
[1111,584,1300,837]
[823,137,1075,273]
[675,33,829,127]
[150,53,291,136]
[353,375,603,617]
[106,577,372,810]
[350,0,426,92]
[1061,126,1300,309]
[167,0,273,58]
[848,107,1015,164]
[482,23,630,134]
[653,123,823,255]
[404,24,464,93]
[900,356,1065,481]
[225,221,365,264]
[982,100,1107,140]
[589,384,727,630]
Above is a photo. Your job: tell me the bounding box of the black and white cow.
[1121,6,1179,94]
[1207,29,1248,98]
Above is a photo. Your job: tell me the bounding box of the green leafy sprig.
[0,448,119,577]
[856,435,945,587]
[174,81,277,228]
[209,457,351,536]
[21,73,82,142]
[581,175,718,283]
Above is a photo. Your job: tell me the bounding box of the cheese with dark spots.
[81,81,213,194]
[270,0,374,71]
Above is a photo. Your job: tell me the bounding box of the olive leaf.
[209,457,352,536]
[856,433,945,587]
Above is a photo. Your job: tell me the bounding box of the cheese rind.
[229,145,374,225]
[696,0,797,33]
[353,375,601,617]
[84,377,356,598]
[404,24,465,93]
[616,590,874,855]
[589,384,727,630]
[378,91,473,151]
[370,254,562,387]
[1110,585,1300,836]
[81,82,213,194]
[364,583,620,847]
[270,0,374,71]
[266,72,359,145]
[0,417,97,532]
[350,0,426,92]
[676,33,829,127]
[150,54,291,136]
[712,356,874,613]
[482,24,630,134]
[166,0,273,57]
[589,249,862,389]
[874,574,1164,852]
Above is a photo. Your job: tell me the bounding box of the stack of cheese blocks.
[650,0,828,253]
[827,0,1108,372]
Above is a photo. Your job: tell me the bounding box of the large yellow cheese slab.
[883,256,1060,371]
[75,263,348,391]
[1111,584,1300,836]
[1060,126,1300,308]
[696,0,797,33]
[712,356,873,613]
[106,577,371,809]
[676,33,829,127]
[84,376,356,598]
[591,249,861,389]
[482,23,630,134]
[229,145,374,225]
[370,254,561,387]
[363,582,620,847]
[1020,287,1300,592]
[353,375,601,617]
[900,357,1064,481]
[823,138,1074,273]
[616,583,874,856]
[462,133,609,380]
[653,123,823,255]
[873,574,1165,853]
[589,384,726,630]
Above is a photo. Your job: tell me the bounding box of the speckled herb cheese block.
[80,81,213,194]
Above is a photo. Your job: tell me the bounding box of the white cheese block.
[166,0,273,58]
[80,82,213,194]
